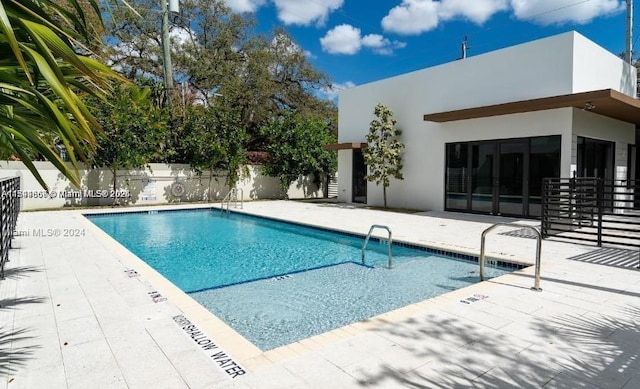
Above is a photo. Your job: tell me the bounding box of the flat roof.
[423,89,640,125]
[323,142,367,151]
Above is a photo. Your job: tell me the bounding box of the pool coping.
[78,203,540,371]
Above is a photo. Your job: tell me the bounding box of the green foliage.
[181,105,248,186]
[363,103,405,208]
[87,83,168,191]
[0,0,125,189]
[105,0,337,152]
[261,111,336,191]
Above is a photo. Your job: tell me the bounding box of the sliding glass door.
[445,135,561,218]
[497,141,527,216]
[470,143,495,213]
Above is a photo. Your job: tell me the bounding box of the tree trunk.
[383,185,388,208]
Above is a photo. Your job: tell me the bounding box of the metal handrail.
[480,223,542,291]
[221,190,232,214]
[221,188,244,214]
[361,225,393,269]
[234,188,244,209]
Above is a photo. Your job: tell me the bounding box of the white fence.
[0,161,325,210]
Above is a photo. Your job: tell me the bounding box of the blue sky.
[223,0,637,98]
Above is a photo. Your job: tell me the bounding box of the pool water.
[88,209,511,350]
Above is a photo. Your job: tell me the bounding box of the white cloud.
[321,81,356,101]
[510,0,624,25]
[382,0,625,35]
[224,0,343,25]
[362,34,407,55]
[321,25,406,55]
[273,0,343,26]
[439,0,509,24]
[224,0,266,13]
[320,24,363,54]
[382,0,440,35]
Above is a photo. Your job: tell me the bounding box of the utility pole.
[626,0,633,65]
[459,36,470,60]
[160,0,175,106]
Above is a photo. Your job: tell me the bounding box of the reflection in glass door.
[577,137,614,180]
[445,136,561,218]
[471,143,495,213]
[498,141,526,216]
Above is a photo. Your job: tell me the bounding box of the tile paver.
[1,200,639,388]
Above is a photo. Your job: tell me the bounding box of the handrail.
[234,188,244,209]
[479,223,542,291]
[221,190,233,214]
[361,224,393,269]
[221,188,244,214]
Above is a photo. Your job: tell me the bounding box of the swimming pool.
[88,209,513,350]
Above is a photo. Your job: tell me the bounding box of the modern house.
[329,31,640,218]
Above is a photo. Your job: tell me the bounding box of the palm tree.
[0,0,125,189]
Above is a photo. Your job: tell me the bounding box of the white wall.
[571,108,636,177]
[339,31,577,143]
[572,33,638,97]
[337,150,352,202]
[337,31,637,211]
[0,162,325,210]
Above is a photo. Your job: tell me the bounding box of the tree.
[225,29,337,149]
[181,104,247,188]
[104,1,337,153]
[87,83,168,196]
[363,103,405,208]
[0,0,125,189]
[261,111,336,193]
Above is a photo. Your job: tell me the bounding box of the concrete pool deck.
[1,200,639,388]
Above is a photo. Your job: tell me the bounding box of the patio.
[1,201,639,388]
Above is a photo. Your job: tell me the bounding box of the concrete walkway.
[1,201,639,388]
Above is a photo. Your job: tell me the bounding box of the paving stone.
[4,204,640,388]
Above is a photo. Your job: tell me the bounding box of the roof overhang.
[323,142,367,151]
[423,89,640,125]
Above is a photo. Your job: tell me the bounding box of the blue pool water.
[88,209,512,350]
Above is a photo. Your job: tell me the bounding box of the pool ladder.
[479,223,542,291]
[361,225,393,269]
[221,188,243,214]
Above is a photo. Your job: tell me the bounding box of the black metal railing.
[541,177,639,248]
[0,177,20,279]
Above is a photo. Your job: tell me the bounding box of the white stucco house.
[328,31,640,218]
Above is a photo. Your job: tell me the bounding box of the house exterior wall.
[572,34,638,97]
[571,108,636,179]
[337,150,352,202]
[337,31,637,212]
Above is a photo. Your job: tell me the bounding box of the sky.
[221,0,638,100]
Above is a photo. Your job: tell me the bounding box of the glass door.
[497,141,526,216]
[352,150,367,203]
[445,136,561,218]
[577,137,614,180]
[471,143,495,213]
